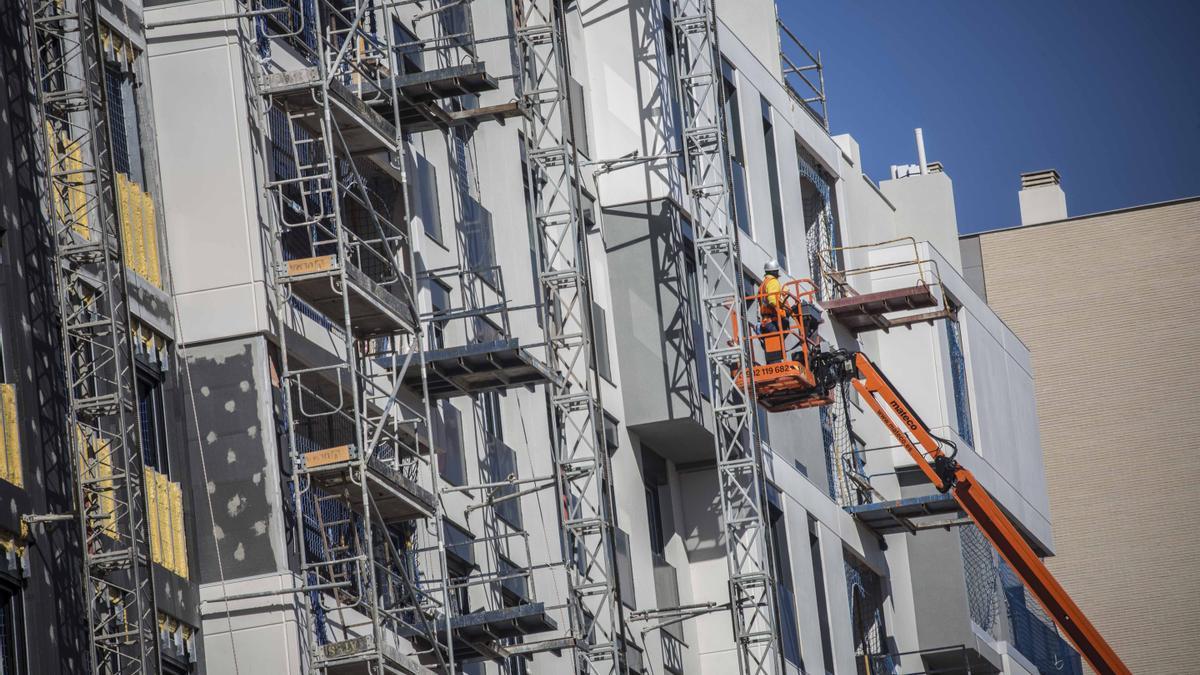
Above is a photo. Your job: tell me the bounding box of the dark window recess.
[443,520,476,615]
[137,366,170,476]
[105,64,144,186]
[434,401,465,486]
[497,555,528,604]
[426,278,451,350]
[482,394,521,528]
[641,447,671,555]
[721,60,751,235]
[454,128,496,284]
[644,481,666,557]
[684,253,709,397]
[520,136,543,328]
[845,554,889,664]
[481,391,503,439]
[660,0,686,179]
[602,411,620,453]
[437,0,473,55]
[761,97,787,269]
[767,487,801,666]
[810,518,836,675]
[947,311,974,447]
[592,302,612,382]
[616,528,636,610]
[392,19,424,74]
[0,587,22,675]
[820,405,837,500]
[568,77,590,158]
[408,149,442,244]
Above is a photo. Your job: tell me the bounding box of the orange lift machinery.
[733,280,1131,675]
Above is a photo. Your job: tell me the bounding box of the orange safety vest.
[759,275,783,309]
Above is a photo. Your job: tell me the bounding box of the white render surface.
[137,1,1060,673]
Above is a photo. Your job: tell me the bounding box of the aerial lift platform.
[733,280,1130,675]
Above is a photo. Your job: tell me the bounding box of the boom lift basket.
[732,278,835,411]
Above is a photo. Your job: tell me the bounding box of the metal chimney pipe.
[915,128,928,175]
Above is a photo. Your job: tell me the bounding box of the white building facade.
[139,0,1074,673]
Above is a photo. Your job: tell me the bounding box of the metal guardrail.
[818,236,945,303]
[777,18,828,130]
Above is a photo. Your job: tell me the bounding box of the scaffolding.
[670,1,781,673]
[26,0,162,672]
[516,1,626,673]
[240,0,582,671]
[248,0,456,671]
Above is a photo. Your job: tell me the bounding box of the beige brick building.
[961,177,1200,675]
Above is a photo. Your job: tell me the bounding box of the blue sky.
[776,1,1200,233]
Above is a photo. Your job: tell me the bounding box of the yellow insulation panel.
[77,427,117,540]
[45,122,91,239]
[0,529,25,558]
[144,468,162,568]
[168,480,188,579]
[143,197,161,287]
[117,173,136,267]
[75,426,116,538]
[115,173,162,288]
[156,470,172,573]
[0,384,22,488]
[144,467,189,579]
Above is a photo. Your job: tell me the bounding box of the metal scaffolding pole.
[516,1,626,673]
[26,0,161,672]
[668,1,781,673]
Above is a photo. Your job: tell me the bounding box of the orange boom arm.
[850,353,1130,675]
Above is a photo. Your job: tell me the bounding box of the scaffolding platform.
[448,101,524,126]
[846,493,961,534]
[401,603,558,663]
[822,283,949,333]
[260,68,398,154]
[365,62,501,132]
[392,62,497,103]
[319,634,434,675]
[283,256,417,338]
[303,445,435,523]
[398,339,558,397]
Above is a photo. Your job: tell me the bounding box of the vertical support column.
[668,1,781,673]
[26,0,161,672]
[516,2,625,673]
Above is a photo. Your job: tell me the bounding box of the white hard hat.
[764,259,781,275]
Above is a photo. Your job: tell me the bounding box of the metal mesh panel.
[822,382,866,506]
[959,524,1001,636]
[999,561,1083,675]
[105,65,131,176]
[797,154,834,299]
[844,555,889,666]
[946,317,974,447]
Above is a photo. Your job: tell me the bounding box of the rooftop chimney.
[1018,169,1067,225]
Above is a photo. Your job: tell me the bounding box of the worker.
[757,260,789,363]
